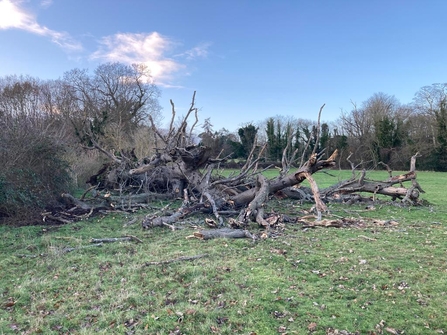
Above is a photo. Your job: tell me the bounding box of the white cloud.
[40,0,53,8]
[91,32,185,86]
[177,42,211,60]
[0,0,82,51]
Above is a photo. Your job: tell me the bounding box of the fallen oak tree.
[140,149,338,229]
[47,92,426,233]
[54,92,339,228]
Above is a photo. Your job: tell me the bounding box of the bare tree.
[63,62,161,151]
[0,76,72,220]
[340,93,410,167]
[413,83,447,147]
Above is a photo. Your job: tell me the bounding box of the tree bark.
[231,151,338,206]
[193,228,255,240]
[239,174,270,226]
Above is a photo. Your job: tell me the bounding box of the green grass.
[1,171,447,334]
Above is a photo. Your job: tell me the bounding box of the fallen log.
[100,192,173,206]
[321,152,424,204]
[16,243,104,258]
[142,203,206,228]
[230,150,338,207]
[62,243,103,253]
[61,193,101,211]
[91,236,143,243]
[192,228,256,240]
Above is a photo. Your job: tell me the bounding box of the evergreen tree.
[238,124,258,158]
[434,100,447,171]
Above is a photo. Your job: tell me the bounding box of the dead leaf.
[4,300,15,308]
[308,322,317,331]
[210,325,220,333]
[265,214,280,226]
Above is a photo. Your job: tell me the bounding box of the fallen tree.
[46,93,425,232]
[321,152,424,205]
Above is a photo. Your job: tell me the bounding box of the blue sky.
[1,0,447,131]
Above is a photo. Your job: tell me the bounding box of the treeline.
[1,62,446,220]
[199,90,447,172]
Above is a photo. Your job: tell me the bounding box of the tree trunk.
[321,152,424,204]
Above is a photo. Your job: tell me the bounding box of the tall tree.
[63,62,161,150]
[413,83,447,147]
[319,123,330,153]
[434,100,447,171]
[411,83,447,169]
[265,118,283,161]
[238,124,258,158]
[340,93,406,167]
[413,83,447,114]
[199,119,240,158]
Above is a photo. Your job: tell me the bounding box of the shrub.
[0,127,72,224]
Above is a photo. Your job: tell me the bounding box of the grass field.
[1,170,446,334]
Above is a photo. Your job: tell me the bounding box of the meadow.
[1,170,446,334]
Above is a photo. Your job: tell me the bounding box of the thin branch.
[299,130,314,167]
[80,184,98,200]
[149,115,165,146]
[410,151,421,172]
[240,134,259,172]
[311,103,325,156]
[90,236,142,243]
[188,107,199,144]
[168,99,176,137]
[280,131,293,172]
[174,91,197,147]
[62,243,103,253]
[203,191,224,226]
[85,138,122,164]
[211,143,269,187]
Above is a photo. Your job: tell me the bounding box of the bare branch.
[410,151,421,172]
[188,107,199,144]
[311,103,325,156]
[168,99,176,137]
